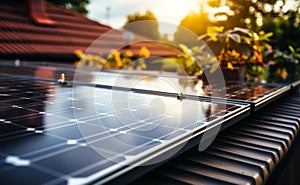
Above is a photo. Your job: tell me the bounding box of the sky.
[87,0,202,36]
[87,0,298,37]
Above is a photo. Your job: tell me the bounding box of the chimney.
[27,0,56,26]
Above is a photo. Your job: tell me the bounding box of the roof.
[0,61,299,184]
[132,86,300,185]
[0,0,180,61]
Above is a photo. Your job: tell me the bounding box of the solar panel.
[0,61,288,106]
[90,71,289,111]
[0,63,293,184]
[0,72,248,184]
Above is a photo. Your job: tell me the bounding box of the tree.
[224,0,281,29]
[260,7,300,50]
[46,0,90,15]
[205,0,300,51]
[175,0,300,50]
[123,10,160,40]
[174,5,213,46]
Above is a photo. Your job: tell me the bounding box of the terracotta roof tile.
[0,1,180,60]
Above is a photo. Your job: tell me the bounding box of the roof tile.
[0,1,180,60]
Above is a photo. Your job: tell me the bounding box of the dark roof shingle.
[0,0,180,60]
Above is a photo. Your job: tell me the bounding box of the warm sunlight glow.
[88,0,207,38]
[88,0,299,38]
[154,0,202,37]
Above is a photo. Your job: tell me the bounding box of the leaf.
[281,68,288,80]
[227,62,234,70]
[210,62,219,73]
[179,44,190,54]
[289,45,295,53]
[293,53,300,59]
[227,33,241,43]
[166,57,179,63]
[194,56,203,63]
[207,26,224,41]
[191,46,200,51]
[252,32,259,41]
[139,46,150,57]
[138,59,147,69]
[243,37,252,45]
[233,27,252,36]
[74,49,83,57]
[259,32,273,41]
[231,50,240,58]
[186,59,195,68]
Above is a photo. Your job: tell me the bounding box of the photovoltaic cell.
[0,74,247,184]
[92,71,287,103]
[0,62,287,105]
[0,63,291,184]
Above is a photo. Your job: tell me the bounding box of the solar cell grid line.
[0,64,286,98]
[91,75,290,114]
[0,66,289,112]
[0,75,250,185]
[95,74,275,97]
[92,83,267,113]
[132,85,300,185]
[74,85,246,130]
[0,64,294,184]
[69,86,248,184]
[1,84,66,112]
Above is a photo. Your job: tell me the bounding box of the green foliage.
[264,45,300,83]
[224,0,300,52]
[124,10,160,40]
[176,0,300,53]
[206,26,224,41]
[201,26,275,81]
[261,10,300,51]
[74,48,149,70]
[225,0,279,29]
[167,44,216,77]
[46,0,89,15]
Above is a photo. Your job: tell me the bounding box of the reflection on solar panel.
[0,75,248,184]
[93,71,287,103]
[0,63,293,184]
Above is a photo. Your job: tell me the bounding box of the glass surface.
[0,62,292,184]
[93,72,286,101]
[0,62,288,104]
[0,75,245,184]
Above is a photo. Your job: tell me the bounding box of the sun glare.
[88,0,207,38]
[155,0,203,37]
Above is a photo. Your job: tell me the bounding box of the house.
[0,0,180,62]
[0,0,300,185]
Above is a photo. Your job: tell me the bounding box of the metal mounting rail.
[0,72,292,111]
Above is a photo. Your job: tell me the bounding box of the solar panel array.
[0,63,292,184]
